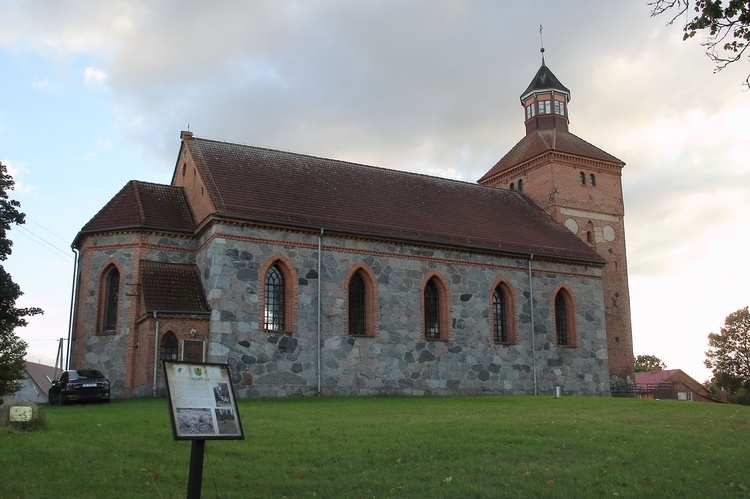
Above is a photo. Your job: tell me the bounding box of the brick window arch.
[259,255,297,333]
[421,272,450,341]
[99,264,121,334]
[345,264,378,337]
[554,287,577,347]
[160,331,178,361]
[491,279,516,344]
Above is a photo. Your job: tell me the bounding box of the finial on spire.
[539,24,545,66]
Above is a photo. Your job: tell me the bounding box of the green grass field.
[1,396,748,498]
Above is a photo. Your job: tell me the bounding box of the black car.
[48,369,110,404]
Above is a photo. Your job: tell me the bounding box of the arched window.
[579,172,586,186]
[348,272,366,336]
[590,174,596,187]
[554,289,577,347]
[424,280,440,339]
[264,264,285,331]
[518,179,524,192]
[160,331,178,361]
[101,266,120,333]
[510,182,515,191]
[422,274,449,341]
[260,256,297,333]
[492,282,518,344]
[345,264,378,337]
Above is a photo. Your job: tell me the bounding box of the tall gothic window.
[493,287,508,343]
[160,331,178,361]
[348,272,366,336]
[104,267,119,332]
[555,290,576,347]
[264,264,285,331]
[424,279,440,340]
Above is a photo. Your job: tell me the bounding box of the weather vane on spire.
[539,24,546,65]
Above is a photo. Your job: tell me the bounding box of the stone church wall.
[198,223,610,397]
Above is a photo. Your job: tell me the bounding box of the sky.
[1,1,748,384]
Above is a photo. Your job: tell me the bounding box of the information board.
[163,361,244,440]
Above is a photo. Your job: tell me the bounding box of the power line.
[25,217,72,246]
[13,224,73,263]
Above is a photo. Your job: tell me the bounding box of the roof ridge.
[132,180,146,225]
[189,135,488,188]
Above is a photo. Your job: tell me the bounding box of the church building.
[69,62,634,398]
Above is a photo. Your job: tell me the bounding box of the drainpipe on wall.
[66,248,80,370]
[528,254,538,396]
[152,311,159,397]
[317,228,324,396]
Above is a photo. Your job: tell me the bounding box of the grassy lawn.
[1,396,748,498]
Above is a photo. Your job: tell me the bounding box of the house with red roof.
[69,61,634,398]
[635,367,717,402]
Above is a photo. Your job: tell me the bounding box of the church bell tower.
[478,59,635,387]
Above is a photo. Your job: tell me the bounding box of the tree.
[705,306,750,392]
[634,354,667,372]
[0,161,42,402]
[649,0,750,87]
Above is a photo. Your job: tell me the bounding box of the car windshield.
[71,370,105,379]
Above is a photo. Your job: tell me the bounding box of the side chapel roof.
[139,261,210,314]
[181,135,604,264]
[76,181,195,245]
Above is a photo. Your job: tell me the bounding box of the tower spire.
[539,25,545,66]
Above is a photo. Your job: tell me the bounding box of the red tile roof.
[183,137,605,264]
[77,181,195,242]
[478,129,624,184]
[634,368,680,386]
[139,261,210,313]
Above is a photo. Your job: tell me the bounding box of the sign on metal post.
[163,361,244,498]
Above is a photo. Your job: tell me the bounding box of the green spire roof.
[520,64,570,101]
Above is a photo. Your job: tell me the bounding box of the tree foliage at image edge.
[0,161,42,400]
[650,0,750,87]
[705,306,750,391]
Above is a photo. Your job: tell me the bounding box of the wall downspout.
[317,228,324,396]
[152,311,159,397]
[528,254,538,396]
[65,248,79,370]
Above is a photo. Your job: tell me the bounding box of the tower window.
[526,104,536,119]
[555,101,565,116]
[590,174,596,186]
[510,182,515,191]
[518,179,524,192]
[579,172,586,185]
[538,100,551,115]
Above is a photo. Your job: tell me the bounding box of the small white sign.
[10,406,33,422]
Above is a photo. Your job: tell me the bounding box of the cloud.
[83,66,107,86]
[32,78,53,91]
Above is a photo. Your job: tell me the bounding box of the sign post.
[163,361,245,499]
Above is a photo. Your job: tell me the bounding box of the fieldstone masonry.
[201,224,609,398]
